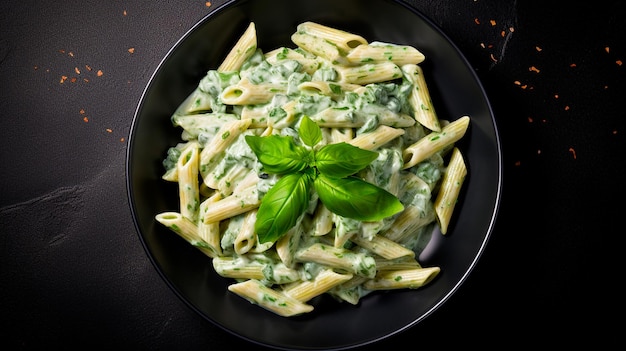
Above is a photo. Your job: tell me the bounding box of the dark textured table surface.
[1,0,624,349]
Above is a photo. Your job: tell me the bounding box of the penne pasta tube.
[363,266,441,290]
[381,205,435,243]
[434,147,467,234]
[402,115,470,169]
[228,279,314,317]
[350,233,415,260]
[199,118,251,181]
[177,142,200,221]
[402,64,441,132]
[218,22,258,72]
[346,41,426,66]
[334,61,403,85]
[295,21,368,54]
[265,47,322,74]
[171,113,239,140]
[310,106,415,129]
[202,185,261,223]
[348,125,405,150]
[155,212,217,258]
[276,224,302,268]
[198,192,223,256]
[213,256,265,280]
[374,256,422,271]
[234,209,258,255]
[298,81,363,98]
[283,268,353,302]
[296,243,377,278]
[220,80,287,105]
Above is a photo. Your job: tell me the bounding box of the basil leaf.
[316,143,379,178]
[245,135,308,174]
[298,115,322,147]
[255,172,312,243]
[314,174,404,221]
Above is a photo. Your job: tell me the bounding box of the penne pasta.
[228,279,314,317]
[434,147,467,234]
[156,21,472,317]
[402,115,470,169]
[402,64,441,132]
[218,22,258,72]
[346,41,426,66]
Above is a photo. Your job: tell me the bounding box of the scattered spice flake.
[106,128,113,133]
[514,80,521,85]
[83,117,89,123]
[535,46,542,52]
[474,18,480,25]
[569,63,577,68]
[123,10,127,16]
[490,19,496,26]
[97,70,103,77]
[501,30,506,37]
[509,26,514,33]
[527,116,533,123]
[68,52,74,57]
[34,65,39,70]
[60,75,68,83]
[568,147,577,159]
[59,49,65,54]
[70,77,77,83]
[205,1,212,7]
[83,78,89,83]
[80,109,86,115]
[85,64,92,71]
[529,66,540,73]
[490,53,497,62]
[74,67,81,74]
[554,94,559,99]
[564,105,570,111]
[480,42,486,49]
[514,161,521,166]
[537,149,541,155]
[612,130,618,135]
[605,46,610,53]
[128,47,135,54]
[617,60,623,66]
[120,138,125,142]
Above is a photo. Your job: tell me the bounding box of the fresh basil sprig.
[245,116,404,243]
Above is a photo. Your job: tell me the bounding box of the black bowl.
[126,0,502,349]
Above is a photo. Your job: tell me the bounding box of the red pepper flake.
[80,109,86,115]
[569,63,577,68]
[509,27,515,33]
[123,10,127,16]
[479,42,486,49]
[537,149,541,155]
[97,70,103,77]
[514,80,521,85]
[83,117,89,123]
[128,47,135,54]
[527,116,533,123]
[564,105,570,111]
[612,130,618,135]
[474,18,480,25]
[514,161,521,167]
[106,128,113,133]
[535,46,542,52]
[120,137,125,142]
[529,66,540,73]
[205,1,212,7]
[568,147,577,159]
[490,19,496,26]
[616,60,623,66]
[74,67,81,74]
[605,46,610,53]
[68,52,74,57]
[85,64,92,71]
[60,75,68,83]
[59,49,65,54]
[83,78,89,83]
[70,77,77,83]
[500,30,506,37]
[490,53,497,62]
[554,94,559,99]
